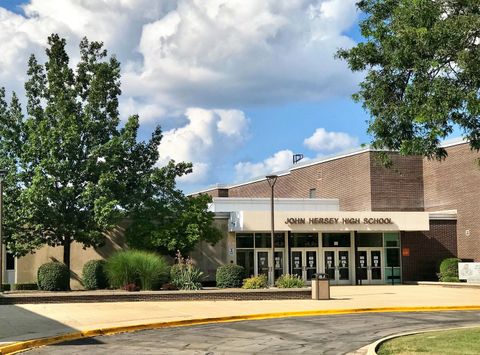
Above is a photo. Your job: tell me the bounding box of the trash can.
[312,273,330,300]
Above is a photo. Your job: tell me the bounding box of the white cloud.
[0,0,362,189]
[304,128,358,152]
[158,108,249,184]
[235,150,294,182]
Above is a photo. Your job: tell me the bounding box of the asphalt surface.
[26,311,480,355]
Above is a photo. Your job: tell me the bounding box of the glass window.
[274,233,285,248]
[384,233,400,247]
[236,233,254,248]
[291,233,318,247]
[385,248,400,267]
[6,252,15,270]
[236,250,254,277]
[357,233,383,247]
[309,188,316,198]
[255,233,271,248]
[322,233,351,247]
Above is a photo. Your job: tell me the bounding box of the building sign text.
[285,217,394,225]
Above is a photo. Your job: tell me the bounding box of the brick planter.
[0,288,311,304]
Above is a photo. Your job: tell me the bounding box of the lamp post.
[266,174,278,285]
[0,169,7,292]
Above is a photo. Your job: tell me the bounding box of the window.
[236,233,254,248]
[6,252,15,270]
[357,233,383,247]
[309,188,316,198]
[384,233,400,247]
[322,233,351,247]
[236,250,254,277]
[291,233,319,247]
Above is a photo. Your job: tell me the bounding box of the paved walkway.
[1,285,480,345]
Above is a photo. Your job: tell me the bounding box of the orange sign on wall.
[402,247,410,257]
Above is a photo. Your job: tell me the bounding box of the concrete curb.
[1,305,480,355]
[366,324,480,355]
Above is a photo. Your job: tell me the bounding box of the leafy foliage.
[105,250,170,290]
[170,250,204,290]
[0,34,220,268]
[242,274,268,289]
[82,260,108,290]
[37,262,70,291]
[216,264,245,288]
[337,0,480,159]
[13,283,38,291]
[275,274,305,288]
[438,257,461,282]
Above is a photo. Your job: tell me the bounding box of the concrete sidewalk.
[1,285,480,345]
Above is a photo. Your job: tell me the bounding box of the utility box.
[312,273,330,300]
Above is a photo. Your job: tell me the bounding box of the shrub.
[439,258,461,282]
[216,264,245,288]
[242,274,268,289]
[1,284,11,291]
[105,250,170,290]
[82,260,108,290]
[37,262,70,291]
[170,251,204,290]
[13,283,38,291]
[275,274,305,288]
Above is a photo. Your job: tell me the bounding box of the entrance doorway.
[356,248,383,284]
[290,249,318,282]
[255,249,284,284]
[323,249,351,285]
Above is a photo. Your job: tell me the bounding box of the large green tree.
[337,0,480,159]
[0,34,220,269]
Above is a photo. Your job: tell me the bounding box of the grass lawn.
[377,327,480,355]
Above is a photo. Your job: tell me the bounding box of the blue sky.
[0,1,376,193]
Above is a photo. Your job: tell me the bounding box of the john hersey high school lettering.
[2,139,478,288]
[189,139,479,286]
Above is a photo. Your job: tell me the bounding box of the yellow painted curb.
[1,305,480,354]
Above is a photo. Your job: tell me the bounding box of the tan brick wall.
[423,143,480,261]
[370,153,424,211]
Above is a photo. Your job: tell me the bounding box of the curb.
[1,305,480,354]
[366,324,480,355]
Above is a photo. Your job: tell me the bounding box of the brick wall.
[229,152,372,211]
[423,143,480,261]
[370,153,424,211]
[401,220,457,281]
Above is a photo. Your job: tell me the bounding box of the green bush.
[439,258,461,282]
[216,264,245,288]
[82,260,108,290]
[242,274,268,289]
[37,262,70,291]
[171,264,204,290]
[105,250,170,290]
[275,274,305,288]
[13,283,38,291]
[1,284,11,291]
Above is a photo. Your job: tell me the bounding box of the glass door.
[290,249,318,283]
[357,248,384,284]
[274,250,284,280]
[255,250,271,283]
[323,249,351,285]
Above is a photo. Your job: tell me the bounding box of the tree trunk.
[63,237,71,269]
[63,237,72,290]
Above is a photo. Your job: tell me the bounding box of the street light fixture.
[0,168,7,292]
[266,174,278,285]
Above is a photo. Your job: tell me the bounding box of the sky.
[0,0,374,193]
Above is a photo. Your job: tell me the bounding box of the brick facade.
[200,141,479,262]
[401,220,458,281]
[423,143,480,261]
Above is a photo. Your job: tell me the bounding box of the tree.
[0,34,220,269]
[337,0,480,160]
